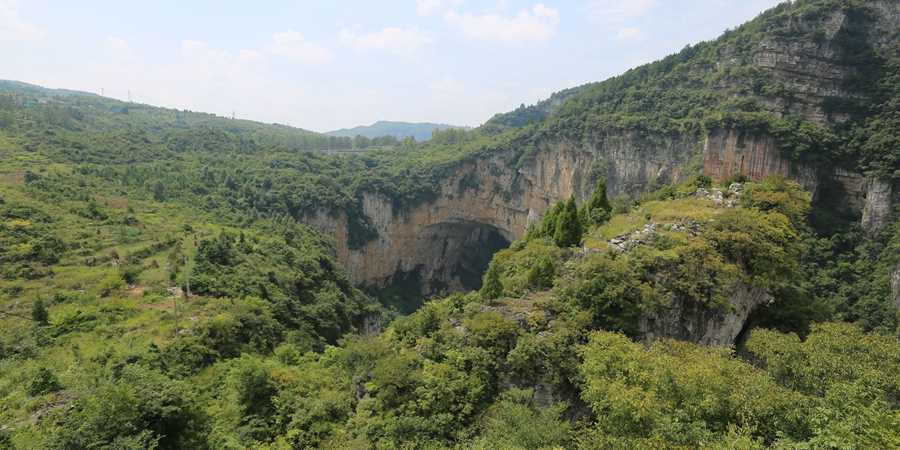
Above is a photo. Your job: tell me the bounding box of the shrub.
[480,261,503,300]
[31,298,49,325]
[27,367,61,396]
[525,256,555,290]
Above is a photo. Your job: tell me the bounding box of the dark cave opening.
[374,220,512,314]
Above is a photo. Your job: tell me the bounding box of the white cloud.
[0,0,44,41]
[266,31,332,64]
[587,0,655,23]
[416,0,464,16]
[340,27,432,54]
[615,27,642,42]
[416,0,443,16]
[445,3,560,44]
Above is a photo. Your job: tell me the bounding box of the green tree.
[526,255,555,289]
[583,179,612,226]
[527,202,563,241]
[480,261,503,300]
[27,367,61,396]
[152,180,166,202]
[554,196,582,247]
[31,298,48,326]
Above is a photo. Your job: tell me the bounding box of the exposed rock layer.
[639,284,773,346]
[298,3,899,346]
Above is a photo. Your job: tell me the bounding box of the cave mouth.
[375,220,512,314]
[438,220,512,292]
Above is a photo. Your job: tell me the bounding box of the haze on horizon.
[2,0,783,132]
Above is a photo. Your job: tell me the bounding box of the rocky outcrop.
[861,178,894,234]
[299,2,899,300]
[306,133,698,295]
[703,129,818,193]
[892,265,900,310]
[639,283,773,346]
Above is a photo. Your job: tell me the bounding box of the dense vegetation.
[1,0,899,448]
[325,120,467,142]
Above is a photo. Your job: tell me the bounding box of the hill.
[0,0,899,448]
[326,120,467,141]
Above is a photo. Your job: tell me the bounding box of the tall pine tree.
[480,261,503,300]
[583,179,612,226]
[554,196,582,247]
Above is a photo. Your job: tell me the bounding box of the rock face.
[892,265,900,310]
[639,284,773,346]
[861,178,895,234]
[306,133,698,296]
[702,129,818,193]
[294,2,899,350]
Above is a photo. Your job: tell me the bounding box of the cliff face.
[639,284,773,346]
[861,179,896,234]
[297,1,898,346]
[892,265,900,310]
[305,132,697,295]
[313,125,888,296]
[702,129,819,191]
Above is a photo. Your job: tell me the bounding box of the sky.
[1,0,785,132]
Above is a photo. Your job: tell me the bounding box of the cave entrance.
[376,219,512,313]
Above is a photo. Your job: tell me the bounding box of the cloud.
[0,0,44,41]
[416,0,443,16]
[340,27,432,54]
[445,3,560,44]
[614,27,642,42]
[416,0,464,17]
[586,0,656,23]
[266,31,332,64]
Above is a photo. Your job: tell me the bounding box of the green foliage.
[577,330,817,447]
[27,367,61,396]
[1,2,899,447]
[707,208,799,288]
[471,389,571,450]
[746,323,900,448]
[553,196,582,247]
[30,298,48,325]
[581,179,612,226]
[44,365,206,450]
[525,255,555,290]
[557,254,650,336]
[526,201,563,241]
[479,261,503,300]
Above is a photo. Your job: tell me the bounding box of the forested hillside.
[1,0,899,448]
[326,121,467,142]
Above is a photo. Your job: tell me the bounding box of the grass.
[584,197,722,248]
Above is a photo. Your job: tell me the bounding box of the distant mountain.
[325,120,468,141]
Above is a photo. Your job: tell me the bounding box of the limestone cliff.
[305,132,697,295]
[861,178,896,234]
[639,284,773,347]
[702,129,818,192]
[892,265,900,310]
[295,1,898,351]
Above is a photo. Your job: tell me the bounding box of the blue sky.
[2,0,784,132]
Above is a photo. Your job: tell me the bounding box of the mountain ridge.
[326,120,468,141]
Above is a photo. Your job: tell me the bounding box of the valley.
[1,0,899,448]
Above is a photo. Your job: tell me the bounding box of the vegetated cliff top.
[344,0,900,210]
[325,120,469,142]
[2,0,896,220]
[478,0,899,176]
